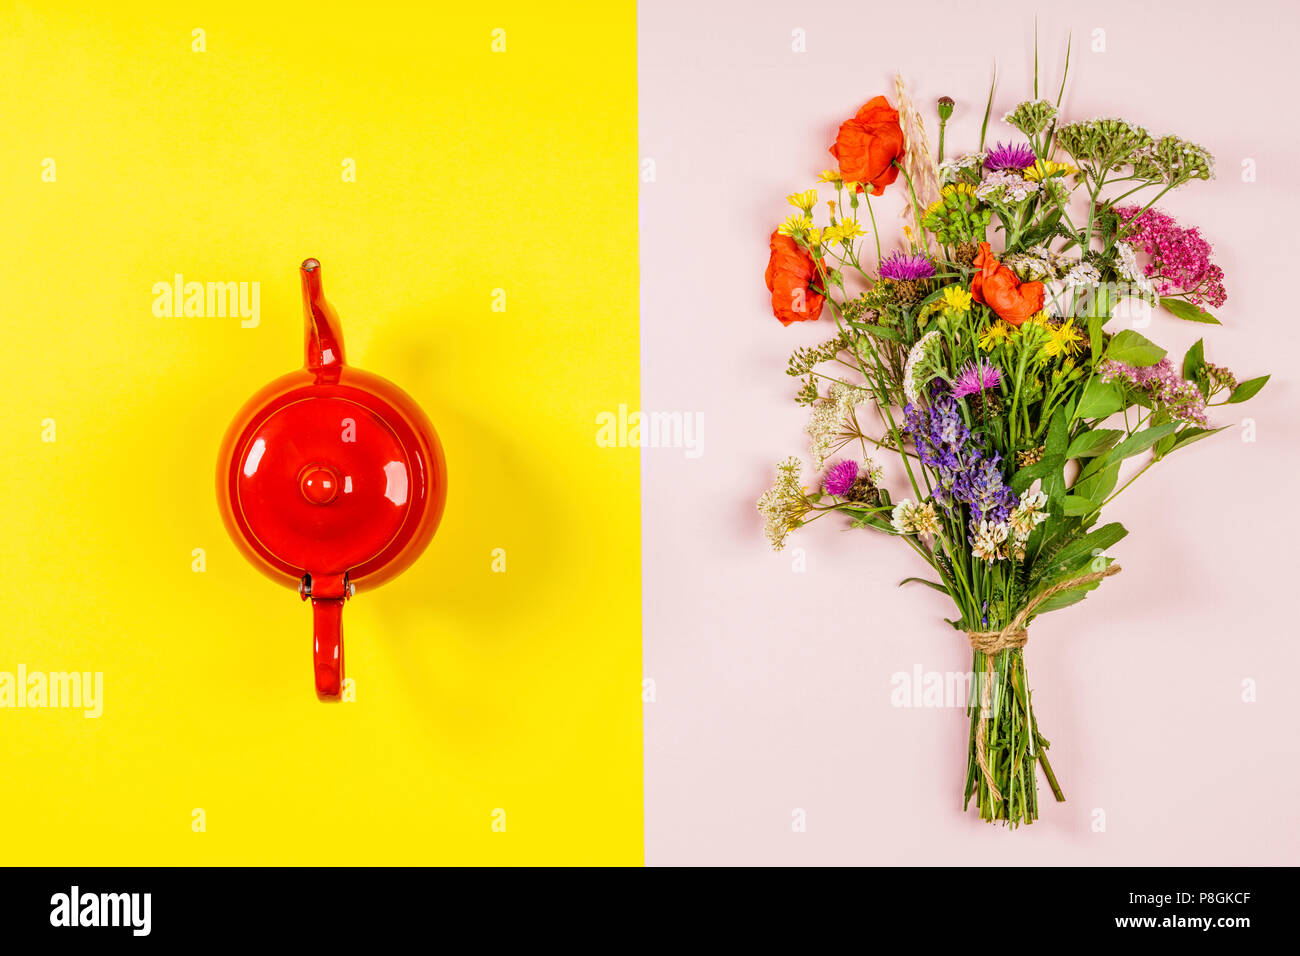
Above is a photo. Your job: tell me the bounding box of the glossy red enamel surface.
[234,396,411,575]
[216,259,446,699]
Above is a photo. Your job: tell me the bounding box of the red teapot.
[217,259,447,700]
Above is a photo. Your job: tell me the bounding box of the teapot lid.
[232,395,415,576]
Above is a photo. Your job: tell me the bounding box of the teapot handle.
[303,573,348,700]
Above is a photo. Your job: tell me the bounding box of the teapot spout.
[300,258,346,371]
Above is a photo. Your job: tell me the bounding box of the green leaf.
[1160,298,1221,324]
[1034,587,1093,614]
[1047,522,1128,576]
[898,577,950,594]
[1065,428,1122,459]
[1011,454,1064,494]
[1225,375,1269,404]
[1166,425,1228,453]
[1072,459,1120,504]
[1087,309,1105,361]
[1105,329,1166,367]
[1182,338,1205,384]
[1045,407,1068,459]
[1034,559,1114,614]
[1062,495,1093,516]
[979,65,998,152]
[1075,378,1124,419]
[1108,422,1179,461]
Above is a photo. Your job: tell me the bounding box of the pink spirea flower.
[1116,206,1227,308]
[952,359,1002,399]
[1099,358,1207,426]
[823,460,859,496]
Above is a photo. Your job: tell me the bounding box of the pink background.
[639,0,1300,864]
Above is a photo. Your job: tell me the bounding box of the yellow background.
[0,2,641,864]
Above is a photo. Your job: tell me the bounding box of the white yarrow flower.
[805,380,869,467]
[1114,241,1155,298]
[903,330,942,404]
[1062,262,1101,289]
[975,169,1040,203]
[756,457,805,551]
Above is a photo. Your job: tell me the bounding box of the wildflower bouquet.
[758,56,1267,827]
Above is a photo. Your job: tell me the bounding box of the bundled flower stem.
[757,40,1267,828]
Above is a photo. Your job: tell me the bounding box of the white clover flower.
[912,501,942,536]
[891,497,940,537]
[1008,488,1049,540]
[971,520,1009,562]
[891,498,919,534]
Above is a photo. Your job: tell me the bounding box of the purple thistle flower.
[984,141,1037,171]
[952,360,1002,400]
[823,460,859,497]
[879,250,937,281]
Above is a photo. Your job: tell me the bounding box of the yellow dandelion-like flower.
[835,219,865,241]
[942,285,973,315]
[1024,160,1079,182]
[787,189,818,212]
[826,200,837,216]
[777,214,813,237]
[1043,317,1084,358]
[978,322,1013,351]
[818,169,844,185]
[1022,311,1051,327]
[806,226,823,248]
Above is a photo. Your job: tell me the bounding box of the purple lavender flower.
[879,250,937,281]
[823,460,859,497]
[954,455,1016,525]
[952,360,1002,399]
[984,141,1037,171]
[904,395,1016,536]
